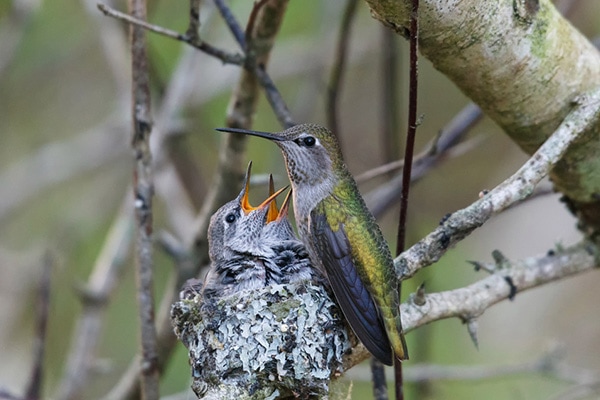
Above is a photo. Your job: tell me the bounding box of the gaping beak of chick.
[240,162,287,215]
[266,175,280,223]
[265,175,292,224]
[274,189,292,223]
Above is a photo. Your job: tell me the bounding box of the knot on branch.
[171,282,351,399]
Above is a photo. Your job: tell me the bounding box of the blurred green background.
[1,0,600,399]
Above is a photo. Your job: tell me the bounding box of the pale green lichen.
[171,282,350,399]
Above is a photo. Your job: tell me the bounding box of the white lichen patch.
[171,282,351,399]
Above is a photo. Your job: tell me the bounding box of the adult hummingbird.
[202,162,287,299]
[216,124,409,365]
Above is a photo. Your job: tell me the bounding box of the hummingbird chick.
[217,124,409,365]
[264,177,322,285]
[202,162,287,299]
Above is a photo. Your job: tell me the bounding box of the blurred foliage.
[0,0,599,399]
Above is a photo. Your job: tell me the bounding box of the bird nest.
[171,281,351,399]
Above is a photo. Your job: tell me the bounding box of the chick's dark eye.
[303,136,316,147]
[225,213,236,223]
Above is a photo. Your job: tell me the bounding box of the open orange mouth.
[240,163,287,215]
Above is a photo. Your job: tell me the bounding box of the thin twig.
[128,0,160,397]
[194,0,293,245]
[327,0,359,139]
[97,2,295,127]
[24,253,53,400]
[371,357,389,400]
[253,65,295,128]
[395,0,419,256]
[213,0,247,49]
[395,88,600,280]
[213,0,295,127]
[395,1,419,397]
[101,257,196,400]
[401,240,599,332]
[97,3,245,65]
[185,0,201,40]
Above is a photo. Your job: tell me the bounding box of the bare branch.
[128,0,159,397]
[396,89,600,279]
[97,3,245,65]
[346,239,600,368]
[97,1,294,128]
[24,253,53,400]
[394,1,419,397]
[364,0,600,233]
[357,132,484,184]
[402,240,598,331]
[370,357,389,400]
[213,0,247,49]
[185,0,201,40]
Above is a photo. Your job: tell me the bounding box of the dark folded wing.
[311,212,393,365]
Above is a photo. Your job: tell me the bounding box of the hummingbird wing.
[311,212,393,366]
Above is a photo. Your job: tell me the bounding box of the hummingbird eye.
[225,213,236,223]
[302,136,316,147]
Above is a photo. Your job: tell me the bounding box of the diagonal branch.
[401,240,599,331]
[97,1,294,128]
[395,88,600,280]
[97,3,245,65]
[344,239,600,369]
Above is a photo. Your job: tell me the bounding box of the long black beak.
[215,127,284,141]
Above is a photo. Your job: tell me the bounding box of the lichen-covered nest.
[171,281,351,399]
